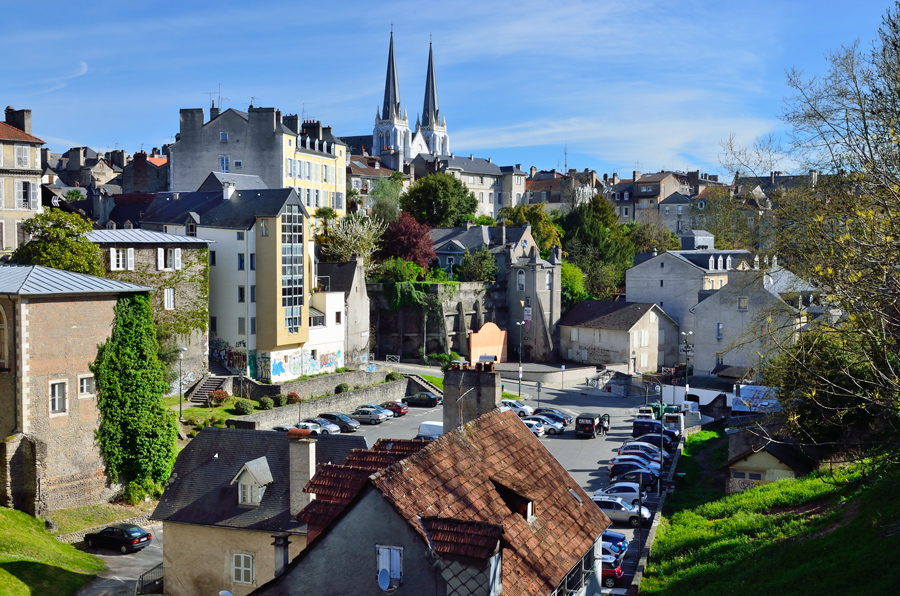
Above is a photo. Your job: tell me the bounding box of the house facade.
[0,265,150,515]
[412,154,526,219]
[317,258,371,369]
[0,107,43,250]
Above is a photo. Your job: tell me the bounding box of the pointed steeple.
[421,42,440,128]
[382,32,402,121]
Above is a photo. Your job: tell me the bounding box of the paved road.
[74,523,163,596]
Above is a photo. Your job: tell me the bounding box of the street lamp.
[681,331,693,399]
[177,347,188,420]
[516,321,525,398]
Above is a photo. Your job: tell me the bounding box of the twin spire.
[380,33,441,130]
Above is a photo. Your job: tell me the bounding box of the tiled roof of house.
[303,465,372,503]
[340,450,408,471]
[636,172,675,183]
[142,188,305,230]
[526,178,562,192]
[421,516,503,559]
[0,121,44,143]
[370,438,432,454]
[558,300,658,330]
[317,260,360,294]
[86,230,214,245]
[346,155,399,177]
[0,265,150,296]
[147,157,167,167]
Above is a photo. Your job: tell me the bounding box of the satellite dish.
[378,568,391,591]
[219,591,235,596]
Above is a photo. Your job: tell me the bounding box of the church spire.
[421,42,440,128]
[382,32,402,120]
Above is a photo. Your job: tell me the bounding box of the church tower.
[416,43,450,156]
[373,32,411,171]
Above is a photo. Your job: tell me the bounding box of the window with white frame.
[110,248,134,271]
[716,322,724,338]
[50,381,67,414]
[260,219,269,236]
[238,286,245,303]
[649,311,657,323]
[233,553,253,584]
[664,206,670,215]
[157,248,182,270]
[15,180,37,210]
[164,288,175,310]
[218,154,230,173]
[640,329,649,347]
[238,253,245,270]
[186,221,197,237]
[517,270,525,291]
[234,160,242,168]
[78,375,95,397]
[15,146,29,168]
[640,353,648,368]
[376,546,402,590]
[570,328,578,341]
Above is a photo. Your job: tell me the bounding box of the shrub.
[234,399,255,415]
[287,392,301,404]
[209,389,230,406]
[386,371,404,382]
[335,367,348,373]
[258,397,274,410]
[188,430,197,438]
[122,478,156,505]
[335,382,351,394]
[273,394,288,407]
[184,417,197,426]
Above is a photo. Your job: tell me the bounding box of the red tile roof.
[0,122,44,144]
[371,438,432,454]
[147,157,168,167]
[421,516,502,559]
[302,465,371,503]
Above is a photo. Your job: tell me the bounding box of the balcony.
[314,276,330,292]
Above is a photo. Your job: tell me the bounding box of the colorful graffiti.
[256,352,271,381]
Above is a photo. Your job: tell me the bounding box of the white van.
[416,421,443,440]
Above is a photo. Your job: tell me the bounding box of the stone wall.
[227,379,409,430]
[235,370,388,402]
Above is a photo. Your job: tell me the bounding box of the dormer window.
[491,479,535,523]
[186,220,197,237]
[231,456,273,508]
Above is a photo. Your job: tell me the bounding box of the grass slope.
[0,507,104,596]
[51,502,157,535]
[643,463,900,595]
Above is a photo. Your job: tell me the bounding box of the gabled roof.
[526,178,562,192]
[558,300,665,330]
[426,154,503,176]
[430,225,528,253]
[636,171,676,183]
[421,516,502,559]
[147,157,167,167]
[317,259,361,294]
[231,456,273,486]
[659,192,691,204]
[0,265,150,296]
[86,230,214,245]
[197,172,268,191]
[0,121,44,144]
[142,188,305,230]
[723,442,815,476]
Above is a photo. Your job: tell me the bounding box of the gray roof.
[499,165,526,175]
[142,188,305,230]
[430,225,528,253]
[659,192,691,204]
[558,300,663,330]
[152,427,368,531]
[197,172,268,192]
[0,265,151,296]
[426,154,503,176]
[235,456,274,485]
[86,230,214,245]
[317,260,360,294]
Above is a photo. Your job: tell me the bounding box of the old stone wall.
[226,379,408,430]
[236,370,387,402]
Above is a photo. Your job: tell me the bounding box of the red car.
[380,401,409,416]
[601,556,624,587]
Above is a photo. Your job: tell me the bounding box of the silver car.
[302,418,341,434]
[523,415,564,435]
[591,495,651,527]
[349,408,387,425]
[358,403,394,419]
[593,482,647,507]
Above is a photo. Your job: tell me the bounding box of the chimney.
[443,368,502,430]
[68,147,84,170]
[613,173,620,184]
[109,149,127,169]
[603,173,608,182]
[283,114,300,134]
[272,534,291,578]
[500,222,506,245]
[530,166,537,178]
[633,170,641,182]
[288,430,317,516]
[209,103,220,121]
[652,247,658,257]
[133,152,149,192]
[770,171,776,184]
[515,163,521,170]
[470,154,474,159]
[488,157,492,163]
[223,180,235,200]
[301,120,323,140]
[809,169,818,186]
[41,147,51,168]
[5,106,32,135]
[374,160,380,170]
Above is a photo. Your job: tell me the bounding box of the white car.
[522,415,564,435]
[523,419,544,437]
[594,482,647,507]
[607,455,661,472]
[502,399,534,417]
[620,441,670,460]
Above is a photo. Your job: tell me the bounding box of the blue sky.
[1,0,891,178]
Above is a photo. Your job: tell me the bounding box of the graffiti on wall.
[266,349,345,383]
[209,336,247,374]
[257,352,271,381]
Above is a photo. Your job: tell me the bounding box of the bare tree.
[322,215,388,276]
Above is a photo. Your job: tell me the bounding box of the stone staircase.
[190,374,229,405]
[405,373,444,396]
[208,358,232,377]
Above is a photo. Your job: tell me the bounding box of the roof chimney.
[209,102,219,121]
[5,106,32,135]
[633,170,641,182]
[500,222,506,245]
[223,180,235,200]
[529,166,537,178]
[288,430,317,516]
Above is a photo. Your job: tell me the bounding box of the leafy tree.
[369,175,402,224]
[454,246,498,282]
[91,294,177,500]
[460,214,496,226]
[378,257,424,282]
[400,172,477,227]
[561,261,589,309]
[322,214,388,275]
[624,221,682,254]
[12,210,102,276]
[497,203,562,252]
[314,206,337,245]
[379,212,436,269]
[345,188,361,215]
[690,187,755,249]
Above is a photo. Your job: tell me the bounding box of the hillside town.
[2,6,900,596]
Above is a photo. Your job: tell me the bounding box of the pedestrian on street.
[601,418,609,436]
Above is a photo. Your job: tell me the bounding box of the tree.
[11,209,102,276]
[314,206,337,245]
[378,257,424,282]
[497,203,562,252]
[561,261,589,309]
[400,172,477,227]
[690,187,756,250]
[454,246,498,282]
[380,212,436,269]
[624,221,682,254]
[345,188,361,215]
[91,294,178,501]
[322,215,388,275]
[369,175,402,224]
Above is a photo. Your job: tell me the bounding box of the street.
[74,522,163,596]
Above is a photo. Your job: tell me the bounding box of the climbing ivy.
[91,294,178,501]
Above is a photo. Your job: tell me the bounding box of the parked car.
[617,448,664,465]
[501,399,534,417]
[603,529,629,553]
[84,523,152,553]
[621,441,670,460]
[609,469,659,490]
[523,419,544,437]
[533,407,572,426]
[594,482,647,507]
[302,418,341,434]
[272,422,320,435]
[601,541,626,571]
[608,455,661,473]
[591,496,652,528]
[632,418,680,441]
[600,554,625,587]
[359,403,394,419]
[522,415,564,435]
[402,392,442,407]
[575,413,603,438]
[318,412,361,432]
[380,401,409,416]
[349,408,388,425]
[608,462,660,480]
[633,433,677,453]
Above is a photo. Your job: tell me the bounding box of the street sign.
[536,381,542,390]
[523,307,532,321]
[678,344,695,355]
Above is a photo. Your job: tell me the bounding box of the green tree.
[454,246,498,282]
[322,214,388,275]
[378,257,424,282]
[497,203,562,252]
[560,261,589,309]
[345,188,361,215]
[690,187,755,249]
[624,221,682,254]
[91,294,178,500]
[11,210,102,276]
[369,175,402,224]
[400,172,477,227]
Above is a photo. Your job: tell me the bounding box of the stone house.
[316,258,371,369]
[151,427,367,596]
[722,432,815,494]
[252,408,611,596]
[558,300,679,373]
[0,265,150,515]
[85,229,213,387]
[0,107,43,250]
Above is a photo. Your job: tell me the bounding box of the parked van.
[415,421,443,440]
[632,418,680,441]
[576,413,603,438]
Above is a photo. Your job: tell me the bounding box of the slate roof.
[0,121,44,144]
[430,225,528,253]
[636,249,754,271]
[197,172,268,191]
[558,300,661,330]
[0,265,150,296]
[86,230,214,245]
[636,172,676,183]
[430,154,503,176]
[142,188,305,230]
[317,260,360,294]
[499,165,525,175]
[723,442,815,476]
[659,192,691,204]
[152,428,367,531]
[339,135,372,156]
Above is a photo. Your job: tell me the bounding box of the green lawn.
[50,502,157,536]
[0,508,105,596]
[421,375,444,391]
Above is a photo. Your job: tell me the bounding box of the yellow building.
[282,120,347,220]
[0,107,44,250]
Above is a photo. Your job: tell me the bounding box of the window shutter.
[28,183,37,210]
[127,248,135,270]
[109,248,116,270]
[157,248,164,270]
[174,248,182,270]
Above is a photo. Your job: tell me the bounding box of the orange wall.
[469,322,508,363]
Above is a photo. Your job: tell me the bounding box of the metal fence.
[386,354,400,363]
[134,563,163,596]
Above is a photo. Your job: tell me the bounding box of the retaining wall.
[235,370,387,402]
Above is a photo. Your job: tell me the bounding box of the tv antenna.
[250,96,261,107]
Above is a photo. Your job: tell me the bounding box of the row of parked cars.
[500,399,578,437]
[271,392,444,434]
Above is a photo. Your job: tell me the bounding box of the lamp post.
[681,331,693,400]
[177,347,188,421]
[516,321,525,398]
